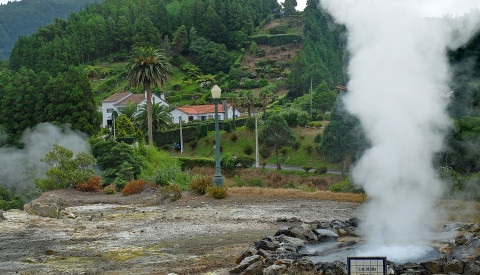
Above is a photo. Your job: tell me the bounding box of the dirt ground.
[0,188,478,275]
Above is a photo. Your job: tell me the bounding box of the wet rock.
[315,261,347,275]
[443,258,464,274]
[313,229,339,241]
[421,259,444,273]
[231,255,263,274]
[24,202,61,218]
[263,264,286,275]
[274,225,318,242]
[440,243,453,254]
[455,234,468,245]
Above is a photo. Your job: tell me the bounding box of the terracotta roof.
[177,104,231,115]
[115,93,145,106]
[103,92,131,102]
[336,85,347,91]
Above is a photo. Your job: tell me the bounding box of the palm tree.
[259,85,274,121]
[239,90,257,117]
[134,103,171,134]
[127,46,170,145]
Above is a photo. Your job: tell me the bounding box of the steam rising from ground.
[0,123,90,194]
[320,0,480,260]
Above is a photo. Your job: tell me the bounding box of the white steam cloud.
[320,0,480,261]
[0,123,90,194]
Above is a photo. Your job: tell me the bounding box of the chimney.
[222,100,228,120]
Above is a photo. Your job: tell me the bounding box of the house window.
[106,108,113,113]
[188,116,194,122]
[201,116,206,121]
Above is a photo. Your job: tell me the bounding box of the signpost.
[348,257,386,275]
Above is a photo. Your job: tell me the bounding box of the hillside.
[0,0,104,60]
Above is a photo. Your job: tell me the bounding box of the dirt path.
[0,189,478,275]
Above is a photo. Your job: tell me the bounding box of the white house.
[170,101,241,124]
[101,91,169,127]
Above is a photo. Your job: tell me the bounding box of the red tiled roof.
[103,92,131,102]
[115,93,145,106]
[177,104,231,115]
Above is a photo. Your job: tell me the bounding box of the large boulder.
[313,229,339,241]
[421,259,444,273]
[24,202,61,218]
[274,225,318,242]
[230,255,263,274]
[263,264,286,275]
[443,258,464,274]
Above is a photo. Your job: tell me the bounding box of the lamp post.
[211,85,224,186]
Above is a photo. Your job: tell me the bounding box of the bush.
[122,180,149,195]
[283,181,296,189]
[243,144,254,155]
[247,178,265,187]
[279,147,288,156]
[314,165,328,175]
[103,184,116,195]
[260,161,267,168]
[178,157,215,170]
[157,185,182,202]
[304,144,313,154]
[314,133,322,143]
[308,121,324,128]
[188,176,213,195]
[206,186,228,199]
[297,112,309,127]
[221,154,239,174]
[246,116,256,132]
[293,139,301,150]
[260,146,271,158]
[237,155,255,168]
[230,133,238,142]
[329,178,364,194]
[75,176,102,192]
[0,186,25,210]
[303,166,312,173]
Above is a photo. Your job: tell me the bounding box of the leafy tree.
[120,102,138,121]
[445,116,480,173]
[282,0,297,15]
[35,144,96,191]
[132,17,160,47]
[127,46,171,145]
[171,25,187,54]
[188,37,233,74]
[134,102,171,135]
[318,104,363,176]
[261,115,295,170]
[116,114,135,137]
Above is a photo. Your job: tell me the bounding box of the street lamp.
[211,85,224,186]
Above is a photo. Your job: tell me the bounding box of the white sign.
[348,257,386,275]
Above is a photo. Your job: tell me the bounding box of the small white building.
[101,91,169,127]
[170,101,241,124]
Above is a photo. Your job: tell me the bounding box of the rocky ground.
[0,188,478,275]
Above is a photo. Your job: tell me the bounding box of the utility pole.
[255,115,259,168]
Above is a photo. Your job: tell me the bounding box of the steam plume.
[320,0,480,261]
[0,123,90,194]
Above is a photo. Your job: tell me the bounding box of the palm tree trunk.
[276,147,281,170]
[146,82,153,146]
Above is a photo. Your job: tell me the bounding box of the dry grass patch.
[227,187,366,203]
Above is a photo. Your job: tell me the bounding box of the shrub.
[314,133,322,143]
[303,166,312,173]
[293,139,301,150]
[247,178,265,187]
[237,155,255,168]
[75,176,102,192]
[314,165,328,175]
[178,157,215,170]
[230,133,238,142]
[243,144,254,155]
[122,180,148,195]
[297,112,309,127]
[308,121,324,128]
[260,161,267,168]
[189,176,213,195]
[246,116,256,132]
[304,144,313,155]
[221,154,238,174]
[207,186,228,199]
[103,184,116,195]
[260,146,271,158]
[329,178,364,194]
[189,140,198,149]
[157,185,182,202]
[283,181,296,189]
[279,147,288,156]
[323,113,331,121]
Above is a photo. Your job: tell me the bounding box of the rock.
[440,243,453,254]
[0,210,6,220]
[443,258,464,274]
[347,217,361,227]
[285,259,316,275]
[455,234,468,245]
[263,264,286,275]
[313,229,339,241]
[315,261,347,275]
[255,237,280,251]
[274,225,318,242]
[24,202,61,218]
[464,261,480,275]
[241,260,264,275]
[231,255,263,274]
[276,236,306,249]
[421,259,444,273]
[236,245,259,265]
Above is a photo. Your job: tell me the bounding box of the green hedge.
[251,34,303,47]
[177,157,215,170]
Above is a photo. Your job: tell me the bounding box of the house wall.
[170,108,235,124]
